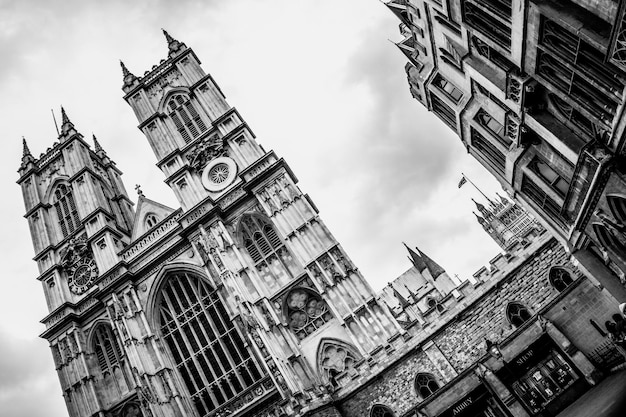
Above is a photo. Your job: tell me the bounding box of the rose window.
[285,288,332,339]
[208,163,229,183]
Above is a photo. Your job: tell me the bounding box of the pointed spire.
[474,212,486,225]
[22,136,32,158]
[404,242,428,272]
[92,134,104,153]
[120,60,130,77]
[390,283,410,308]
[472,198,492,218]
[416,246,446,279]
[61,106,71,125]
[162,28,185,57]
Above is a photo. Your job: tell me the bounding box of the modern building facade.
[17,30,623,417]
[387,0,626,301]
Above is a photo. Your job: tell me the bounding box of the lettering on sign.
[452,398,473,416]
[516,349,535,367]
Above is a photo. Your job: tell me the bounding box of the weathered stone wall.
[338,240,583,416]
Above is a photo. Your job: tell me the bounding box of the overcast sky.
[0,1,504,415]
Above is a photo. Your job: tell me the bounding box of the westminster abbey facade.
[18,29,624,417]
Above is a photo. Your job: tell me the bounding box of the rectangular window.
[433,74,463,102]
[537,18,624,128]
[474,108,511,147]
[521,175,565,225]
[463,0,512,51]
[528,157,570,198]
[431,94,457,129]
[471,128,506,174]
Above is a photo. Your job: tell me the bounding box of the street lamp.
[485,338,502,359]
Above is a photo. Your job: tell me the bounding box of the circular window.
[208,163,230,184]
[201,157,237,192]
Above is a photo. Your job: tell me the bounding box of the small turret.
[20,137,37,171]
[120,60,138,91]
[59,106,77,139]
[162,29,186,57]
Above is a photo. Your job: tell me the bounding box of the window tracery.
[433,74,463,103]
[157,271,264,415]
[537,19,624,128]
[371,405,395,417]
[284,287,332,339]
[607,195,626,224]
[145,213,159,229]
[317,339,361,386]
[463,1,512,51]
[548,267,573,292]
[506,301,531,327]
[528,157,570,198]
[239,214,300,291]
[92,324,123,375]
[166,94,208,143]
[53,183,80,238]
[415,372,440,399]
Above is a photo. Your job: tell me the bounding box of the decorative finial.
[162,28,184,56]
[61,106,71,125]
[22,136,32,157]
[162,28,175,44]
[135,184,144,197]
[120,60,130,77]
[92,134,103,153]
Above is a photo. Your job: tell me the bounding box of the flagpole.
[461,173,490,201]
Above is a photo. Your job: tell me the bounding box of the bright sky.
[0,1,503,416]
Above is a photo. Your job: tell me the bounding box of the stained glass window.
[286,287,332,339]
[415,372,440,399]
[158,272,264,416]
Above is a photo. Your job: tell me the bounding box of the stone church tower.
[18,31,403,417]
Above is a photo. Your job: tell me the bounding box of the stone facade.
[387,0,626,302]
[17,27,624,417]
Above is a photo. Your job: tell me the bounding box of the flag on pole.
[458,176,467,189]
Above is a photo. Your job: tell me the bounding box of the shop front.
[434,384,510,417]
[496,335,588,417]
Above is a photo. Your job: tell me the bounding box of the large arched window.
[284,287,332,339]
[594,223,626,252]
[158,272,264,416]
[92,323,123,375]
[371,405,394,417]
[167,94,208,143]
[415,372,440,400]
[549,267,574,292]
[506,301,532,327]
[53,183,80,238]
[607,195,626,224]
[239,214,300,292]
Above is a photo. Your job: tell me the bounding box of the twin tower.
[17,31,457,417]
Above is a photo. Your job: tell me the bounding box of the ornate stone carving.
[61,235,99,295]
[186,133,224,171]
[316,338,362,384]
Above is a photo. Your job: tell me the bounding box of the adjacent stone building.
[17,30,623,417]
[387,0,626,302]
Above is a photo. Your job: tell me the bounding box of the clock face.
[68,258,98,295]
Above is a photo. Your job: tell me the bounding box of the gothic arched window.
[239,214,300,292]
[593,223,626,252]
[92,324,123,375]
[506,302,532,327]
[157,271,263,415]
[549,267,574,292]
[415,372,440,400]
[167,94,207,143]
[607,195,626,224]
[53,183,81,238]
[285,287,332,339]
[371,405,395,417]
